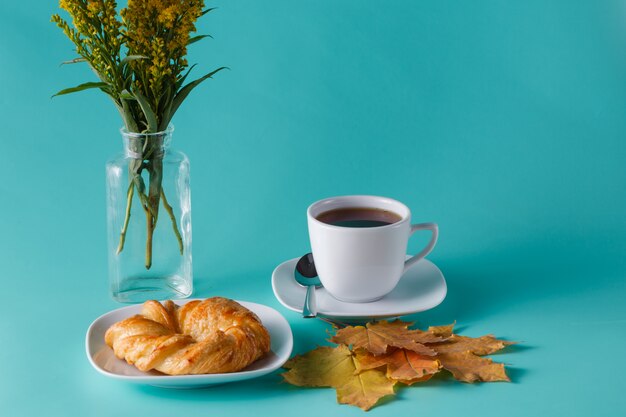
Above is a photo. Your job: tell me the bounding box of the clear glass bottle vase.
[106,126,192,302]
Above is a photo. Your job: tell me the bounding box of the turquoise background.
[1,0,625,415]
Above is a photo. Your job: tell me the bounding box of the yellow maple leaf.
[282,345,396,411]
[283,345,353,387]
[330,320,444,356]
[336,368,397,411]
[355,348,441,383]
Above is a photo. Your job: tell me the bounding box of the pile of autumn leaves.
[281,320,514,411]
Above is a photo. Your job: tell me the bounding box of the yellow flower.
[158,5,177,28]
[87,1,100,15]
[123,0,205,101]
[53,0,219,133]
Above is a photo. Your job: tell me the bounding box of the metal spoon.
[294,253,321,318]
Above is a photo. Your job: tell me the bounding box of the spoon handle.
[303,285,317,318]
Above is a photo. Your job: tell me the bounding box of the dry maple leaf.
[282,321,517,410]
[335,368,397,411]
[436,351,510,383]
[283,345,354,387]
[398,374,436,386]
[355,348,441,383]
[422,323,514,383]
[330,320,444,356]
[431,334,514,356]
[282,345,396,411]
[427,322,456,338]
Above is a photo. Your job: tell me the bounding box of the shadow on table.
[135,372,295,401]
[411,231,625,325]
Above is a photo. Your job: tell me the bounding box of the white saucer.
[85,300,293,388]
[271,256,447,320]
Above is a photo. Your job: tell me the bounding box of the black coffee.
[316,207,402,228]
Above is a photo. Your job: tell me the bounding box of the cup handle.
[403,223,438,274]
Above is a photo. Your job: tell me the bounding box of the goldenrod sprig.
[52,0,225,269]
[52,0,225,133]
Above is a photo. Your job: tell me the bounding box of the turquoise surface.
[1,1,625,415]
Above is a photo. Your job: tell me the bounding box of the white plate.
[86,300,293,388]
[272,256,446,320]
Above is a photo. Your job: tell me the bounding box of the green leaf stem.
[168,66,228,121]
[52,81,109,98]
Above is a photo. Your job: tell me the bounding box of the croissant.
[104,297,271,375]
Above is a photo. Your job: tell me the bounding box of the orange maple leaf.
[427,322,456,338]
[355,348,441,383]
[432,334,515,355]
[436,351,510,382]
[423,322,514,382]
[330,320,445,356]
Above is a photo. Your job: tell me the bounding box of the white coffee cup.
[307,195,438,303]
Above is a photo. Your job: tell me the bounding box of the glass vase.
[106,126,192,303]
